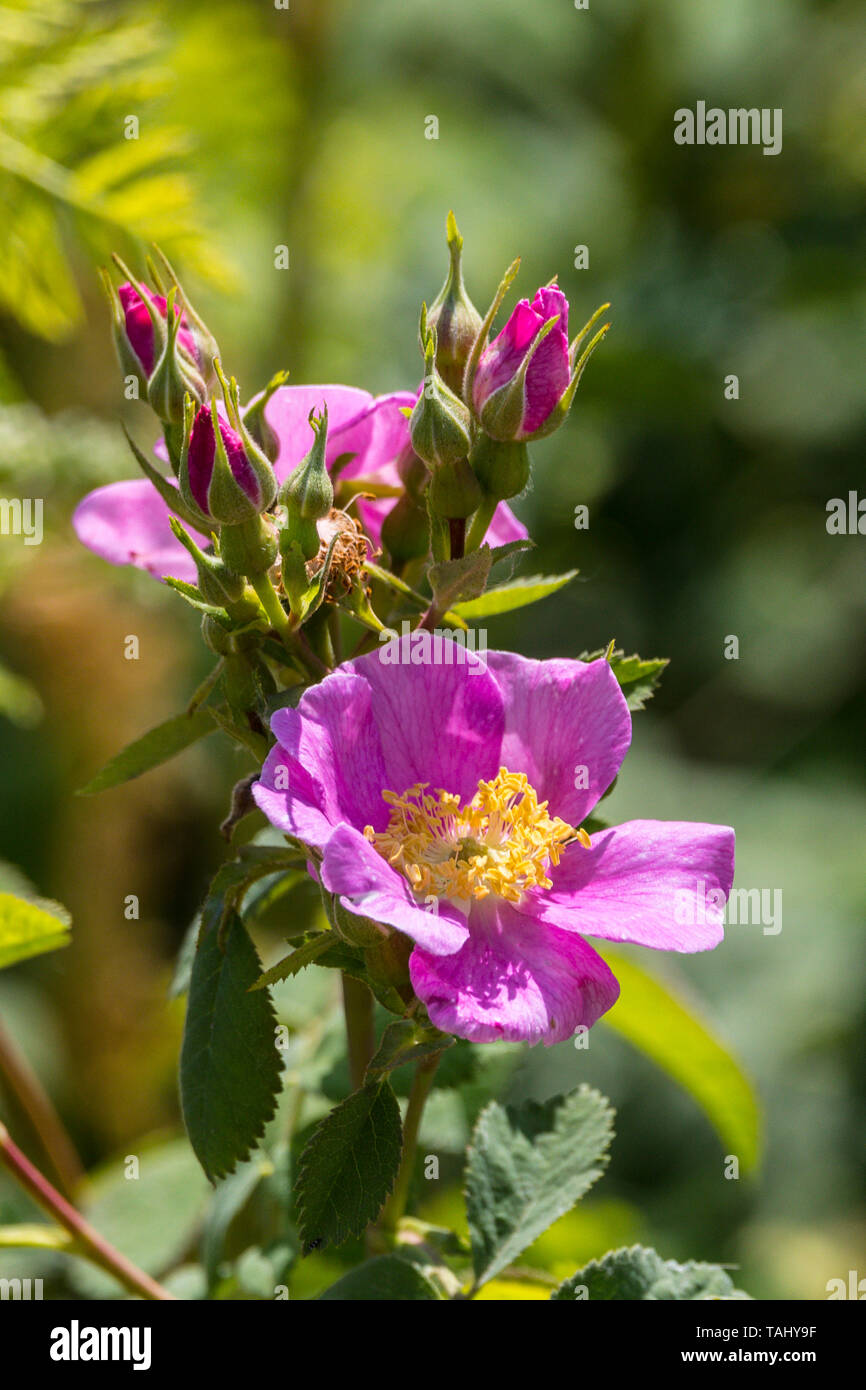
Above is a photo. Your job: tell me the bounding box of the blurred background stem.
[0,1122,174,1300]
[0,1018,84,1202]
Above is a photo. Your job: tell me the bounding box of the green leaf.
[68,1138,209,1299]
[250,932,335,991]
[163,577,229,618]
[202,851,305,942]
[489,538,535,570]
[465,1085,614,1289]
[551,1245,750,1300]
[580,646,669,711]
[319,1254,442,1301]
[600,948,761,1172]
[201,1154,276,1287]
[296,1081,402,1253]
[76,709,216,795]
[428,545,493,613]
[180,912,282,1183]
[0,892,71,971]
[208,703,269,760]
[365,1019,453,1081]
[314,941,409,1017]
[168,917,199,1000]
[454,570,579,620]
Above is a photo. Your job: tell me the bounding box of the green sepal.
[122,422,212,533]
[426,210,483,398]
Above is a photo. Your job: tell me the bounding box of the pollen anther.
[364,767,588,904]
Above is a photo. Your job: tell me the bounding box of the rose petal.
[72,480,206,583]
[320,824,469,955]
[410,896,619,1044]
[346,634,505,804]
[527,819,736,952]
[485,653,631,825]
[264,385,373,483]
[253,668,391,847]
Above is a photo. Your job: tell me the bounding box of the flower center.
[364,766,590,905]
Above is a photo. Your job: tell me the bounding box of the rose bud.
[279,406,335,563]
[426,211,483,399]
[470,283,610,442]
[179,367,277,527]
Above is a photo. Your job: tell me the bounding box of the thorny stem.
[342,974,375,1093]
[0,1019,85,1202]
[379,1051,442,1233]
[0,1123,175,1300]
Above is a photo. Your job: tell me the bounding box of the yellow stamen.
[364,767,589,905]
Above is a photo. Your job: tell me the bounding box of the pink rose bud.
[471,285,610,442]
[117,282,199,379]
[179,367,277,526]
[101,253,220,420]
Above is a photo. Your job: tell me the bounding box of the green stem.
[465,494,498,551]
[0,1020,85,1203]
[341,974,375,1093]
[379,1052,442,1233]
[0,1123,175,1300]
[251,571,292,639]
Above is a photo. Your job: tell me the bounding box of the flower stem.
[0,1019,85,1202]
[251,571,292,639]
[465,495,498,551]
[341,974,375,1092]
[0,1123,175,1300]
[379,1051,442,1233]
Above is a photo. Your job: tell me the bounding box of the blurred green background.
[1,0,864,1299]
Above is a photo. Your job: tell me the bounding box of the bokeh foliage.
[0,0,864,1299]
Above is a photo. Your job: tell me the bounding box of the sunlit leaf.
[600,948,761,1172]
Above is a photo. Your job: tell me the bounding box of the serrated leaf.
[489,538,535,570]
[465,1085,614,1288]
[600,948,761,1172]
[250,932,335,991]
[610,654,669,710]
[551,1245,750,1300]
[428,545,492,613]
[319,1254,441,1301]
[365,1019,453,1081]
[0,892,71,971]
[580,647,669,711]
[180,912,282,1183]
[296,1081,402,1253]
[454,570,578,620]
[76,708,216,794]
